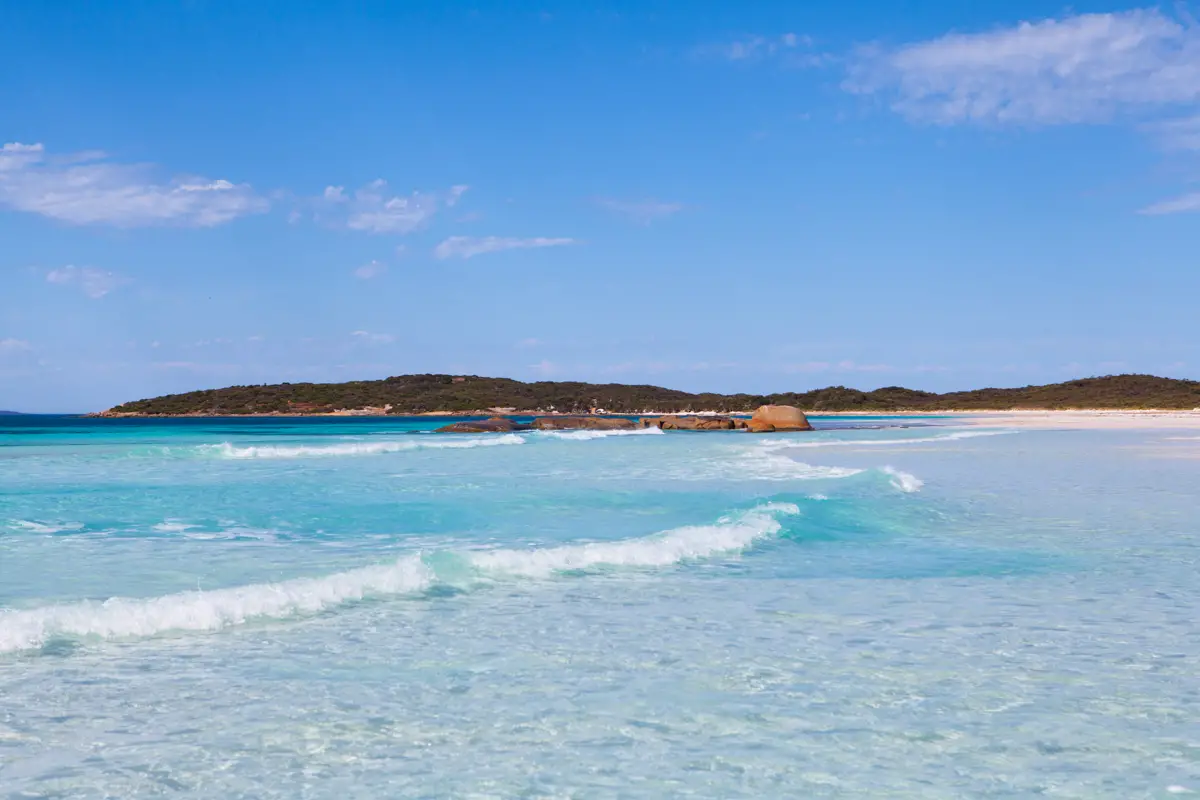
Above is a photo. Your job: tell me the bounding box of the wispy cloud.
[0,142,267,227]
[45,266,125,298]
[1139,192,1200,215]
[353,260,387,280]
[0,338,31,353]
[846,9,1200,127]
[700,33,813,62]
[351,330,396,344]
[318,180,467,234]
[595,197,684,225]
[433,235,576,260]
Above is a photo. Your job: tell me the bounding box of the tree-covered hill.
[97,373,1200,416]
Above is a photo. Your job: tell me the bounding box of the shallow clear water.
[2,415,1199,797]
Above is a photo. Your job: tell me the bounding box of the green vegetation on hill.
[100,373,1200,416]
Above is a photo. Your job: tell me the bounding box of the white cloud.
[319,180,467,234]
[596,197,684,225]
[702,33,812,61]
[1139,192,1200,215]
[351,330,396,344]
[433,235,576,260]
[45,266,125,298]
[0,338,31,353]
[0,142,268,227]
[847,9,1200,126]
[353,260,387,280]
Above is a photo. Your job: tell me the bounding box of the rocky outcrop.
[641,415,740,431]
[436,417,532,433]
[748,405,812,432]
[532,416,638,431]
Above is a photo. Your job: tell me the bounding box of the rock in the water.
[437,417,531,433]
[531,416,637,431]
[749,405,812,432]
[641,415,737,431]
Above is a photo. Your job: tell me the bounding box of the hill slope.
[98,374,1200,416]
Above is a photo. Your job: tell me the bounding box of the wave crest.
[535,427,665,441]
[0,503,799,655]
[882,467,924,493]
[0,557,434,655]
[205,434,525,459]
[470,502,799,577]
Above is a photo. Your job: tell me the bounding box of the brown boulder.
[531,416,637,431]
[436,417,531,433]
[745,420,776,433]
[642,415,737,431]
[748,405,812,432]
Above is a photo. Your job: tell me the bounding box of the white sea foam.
[739,453,865,481]
[469,502,799,577]
[7,520,84,534]
[0,504,798,654]
[534,426,665,441]
[205,434,525,459]
[882,467,924,493]
[152,520,199,533]
[0,556,434,655]
[756,429,1015,449]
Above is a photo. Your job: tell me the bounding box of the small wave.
[740,453,865,482]
[881,467,924,493]
[469,502,799,577]
[756,429,1015,449]
[0,503,798,654]
[0,556,434,655]
[204,434,525,459]
[151,520,199,533]
[6,520,85,534]
[534,427,665,441]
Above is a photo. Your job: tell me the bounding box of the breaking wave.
[534,427,665,441]
[204,434,525,459]
[881,467,924,493]
[469,502,798,577]
[6,520,85,535]
[0,503,799,655]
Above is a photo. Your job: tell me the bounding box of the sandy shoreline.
[933,410,1200,430]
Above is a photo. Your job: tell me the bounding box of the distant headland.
[91,373,1200,417]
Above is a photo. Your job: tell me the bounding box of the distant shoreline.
[89,408,1200,428]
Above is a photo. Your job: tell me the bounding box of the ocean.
[2,415,1199,797]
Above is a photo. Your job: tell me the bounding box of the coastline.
[89,408,1200,429]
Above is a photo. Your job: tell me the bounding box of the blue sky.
[2,1,1198,412]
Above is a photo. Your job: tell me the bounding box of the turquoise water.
[2,415,1199,797]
